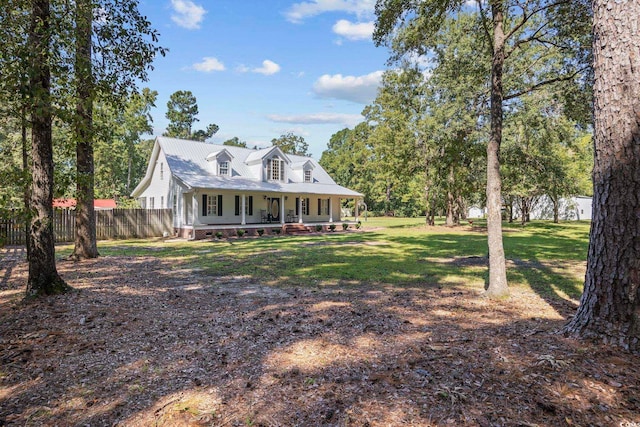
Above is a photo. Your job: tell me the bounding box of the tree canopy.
[163,90,219,141]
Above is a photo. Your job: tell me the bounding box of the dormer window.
[268,157,284,181]
[218,161,229,176]
[304,170,312,183]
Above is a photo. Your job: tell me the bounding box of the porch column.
[192,192,199,225]
[241,194,246,225]
[280,195,285,225]
[298,196,303,224]
[354,198,359,222]
[329,197,333,222]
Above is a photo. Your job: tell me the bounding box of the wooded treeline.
[320,8,593,225]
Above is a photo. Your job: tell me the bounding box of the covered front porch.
[177,190,361,239]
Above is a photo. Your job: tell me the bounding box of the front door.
[268,197,280,222]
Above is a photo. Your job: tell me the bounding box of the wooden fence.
[0,209,173,246]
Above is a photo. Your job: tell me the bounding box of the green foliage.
[329,224,336,232]
[257,228,264,236]
[93,89,157,199]
[271,132,310,156]
[236,229,245,237]
[164,90,219,141]
[215,231,223,239]
[315,225,323,232]
[223,137,247,147]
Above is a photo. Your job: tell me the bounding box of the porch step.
[283,224,310,234]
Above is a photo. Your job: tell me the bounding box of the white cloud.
[191,57,225,72]
[267,112,363,126]
[235,64,250,73]
[252,60,281,75]
[332,19,374,40]
[285,0,375,23]
[170,0,206,30]
[312,70,383,104]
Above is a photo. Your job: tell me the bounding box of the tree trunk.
[26,0,70,297]
[484,2,509,297]
[445,191,455,226]
[424,184,431,225]
[385,182,392,215]
[551,194,559,223]
[21,98,31,260]
[445,165,455,226]
[458,195,467,221]
[72,0,99,259]
[520,197,529,226]
[563,0,640,351]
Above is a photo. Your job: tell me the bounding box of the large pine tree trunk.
[26,0,70,297]
[72,0,99,259]
[485,2,509,297]
[563,0,640,351]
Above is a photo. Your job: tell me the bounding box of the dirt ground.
[1,246,639,427]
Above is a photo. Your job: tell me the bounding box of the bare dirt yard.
[1,247,639,426]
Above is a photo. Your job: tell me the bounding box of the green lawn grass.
[56,217,590,300]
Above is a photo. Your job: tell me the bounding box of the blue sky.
[137,0,391,158]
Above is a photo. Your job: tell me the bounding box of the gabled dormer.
[291,160,316,183]
[206,148,234,176]
[245,146,291,182]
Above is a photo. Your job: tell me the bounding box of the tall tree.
[563,1,640,351]
[374,0,590,297]
[70,0,165,260]
[72,0,98,259]
[25,0,70,296]
[164,90,218,141]
[271,132,310,156]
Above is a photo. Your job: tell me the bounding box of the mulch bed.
[1,246,639,426]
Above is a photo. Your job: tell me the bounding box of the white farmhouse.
[131,137,363,239]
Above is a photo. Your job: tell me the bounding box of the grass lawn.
[6,217,627,427]
[58,217,590,301]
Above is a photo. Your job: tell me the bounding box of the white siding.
[138,150,172,209]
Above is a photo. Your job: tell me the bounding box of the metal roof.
[156,137,362,197]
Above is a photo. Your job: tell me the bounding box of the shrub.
[237,229,246,237]
[257,228,264,236]
[329,224,336,232]
[272,228,281,235]
[215,231,223,239]
[355,221,362,230]
[342,223,349,230]
[315,225,323,232]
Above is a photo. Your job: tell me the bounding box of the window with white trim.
[172,194,177,214]
[321,198,329,215]
[219,161,229,176]
[270,158,282,181]
[304,170,312,182]
[301,198,308,215]
[160,196,164,208]
[206,195,217,216]
[149,197,155,209]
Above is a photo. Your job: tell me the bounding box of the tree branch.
[504,0,571,42]
[504,66,589,100]
[477,0,493,54]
